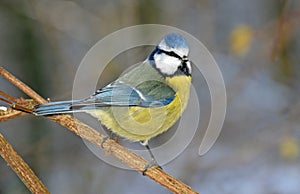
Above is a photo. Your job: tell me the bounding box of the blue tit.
[34,33,192,148]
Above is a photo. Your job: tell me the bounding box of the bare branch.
[0,67,46,104]
[0,133,50,194]
[0,67,199,194]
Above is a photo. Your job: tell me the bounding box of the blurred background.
[1,0,300,193]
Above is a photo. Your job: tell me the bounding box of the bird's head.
[149,33,191,77]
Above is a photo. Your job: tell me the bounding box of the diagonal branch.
[0,67,46,104]
[0,133,50,194]
[0,67,198,194]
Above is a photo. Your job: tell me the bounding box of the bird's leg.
[140,141,162,175]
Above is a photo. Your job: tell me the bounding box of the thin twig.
[0,94,36,122]
[0,67,198,194]
[0,90,19,103]
[0,106,25,122]
[0,133,50,194]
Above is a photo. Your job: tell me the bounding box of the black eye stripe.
[150,48,191,77]
[159,49,191,76]
[158,49,183,60]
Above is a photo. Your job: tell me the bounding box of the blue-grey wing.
[83,81,175,108]
[33,81,175,115]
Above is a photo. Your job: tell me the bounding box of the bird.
[33,33,192,166]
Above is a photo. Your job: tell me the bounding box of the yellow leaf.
[279,136,299,160]
[230,25,253,56]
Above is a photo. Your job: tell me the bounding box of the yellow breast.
[87,75,191,142]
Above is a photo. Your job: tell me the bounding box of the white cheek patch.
[154,53,181,75]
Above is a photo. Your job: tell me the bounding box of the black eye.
[182,56,188,62]
[168,51,182,60]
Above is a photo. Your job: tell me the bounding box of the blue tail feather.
[33,100,81,116]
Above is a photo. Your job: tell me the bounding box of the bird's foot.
[142,159,162,175]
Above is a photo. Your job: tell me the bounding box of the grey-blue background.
[0,0,299,193]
